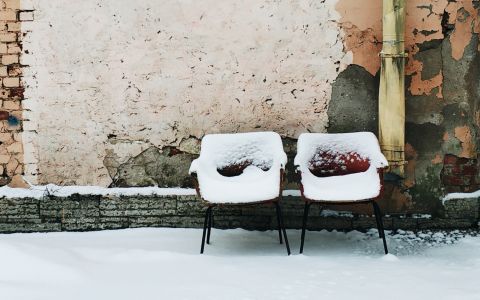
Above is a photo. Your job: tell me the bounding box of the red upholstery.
[217,161,252,177]
[308,151,370,177]
[217,160,270,177]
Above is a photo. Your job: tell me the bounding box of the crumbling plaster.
[335,0,479,214]
[337,0,479,94]
[17,0,480,204]
[21,0,352,186]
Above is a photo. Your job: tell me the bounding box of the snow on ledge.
[0,185,304,200]
[442,190,480,204]
[282,190,301,197]
[0,184,197,199]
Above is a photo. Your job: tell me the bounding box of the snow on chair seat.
[294,132,389,254]
[189,132,287,203]
[189,132,290,254]
[294,132,388,202]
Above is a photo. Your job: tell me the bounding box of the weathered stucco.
[0,0,477,217]
[333,0,479,214]
[335,0,383,75]
[21,0,352,186]
[337,0,479,98]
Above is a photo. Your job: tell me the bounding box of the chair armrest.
[190,172,201,197]
[293,167,305,197]
[189,158,200,175]
[376,167,386,200]
[293,165,302,183]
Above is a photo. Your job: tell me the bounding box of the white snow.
[1,228,479,300]
[0,185,304,200]
[411,214,432,219]
[294,132,388,201]
[282,189,302,197]
[320,209,354,218]
[189,132,287,203]
[442,190,480,204]
[300,165,382,201]
[0,184,196,199]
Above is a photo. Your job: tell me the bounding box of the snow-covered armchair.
[189,132,290,254]
[294,132,389,254]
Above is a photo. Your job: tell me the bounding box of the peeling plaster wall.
[16,0,480,216]
[335,0,480,214]
[21,0,351,186]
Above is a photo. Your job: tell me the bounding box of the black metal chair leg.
[275,202,291,255]
[200,206,212,254]
[371,201,383,238]
[372,202,385,239]
[207,206,213,244]
[372,201,388,254]
[300,202,311,254]
[275,201,283,244]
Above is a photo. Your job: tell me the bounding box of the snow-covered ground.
[1,228,479,300]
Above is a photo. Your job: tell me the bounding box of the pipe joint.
[379,52,408,58]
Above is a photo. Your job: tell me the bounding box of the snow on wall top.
[0,184,196,199]
[442,190,480,204]
[0,184,301,199]
[190,132,286,203]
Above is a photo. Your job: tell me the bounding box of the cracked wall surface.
[21,0,351,186]
[335,0,480,214]
[10,0,480,215]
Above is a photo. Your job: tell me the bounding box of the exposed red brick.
[462,165,478,176]
[441,154,479,193]
[441,175,472,186]
[443,154,475,166]
[443,154,458,165]
[9,87,23,98]
[0,111,9,120]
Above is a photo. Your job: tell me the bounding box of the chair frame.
[191,169,291,255]
[296,168,388,254]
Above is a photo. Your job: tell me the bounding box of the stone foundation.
[0,194,477,233]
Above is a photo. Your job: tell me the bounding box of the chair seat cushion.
[190,132,286,204]
[294,132,388,202]
[194,164,281,203]
[301,165,381,202]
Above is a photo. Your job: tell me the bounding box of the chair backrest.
[294,132,388,177]
[190,132,287,176]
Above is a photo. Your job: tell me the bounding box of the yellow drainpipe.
[378,0,407,176]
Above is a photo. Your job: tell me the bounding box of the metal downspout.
[378,0,407,176]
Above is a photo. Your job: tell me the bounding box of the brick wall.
[0,0,31,187]
[441,154,479,193]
